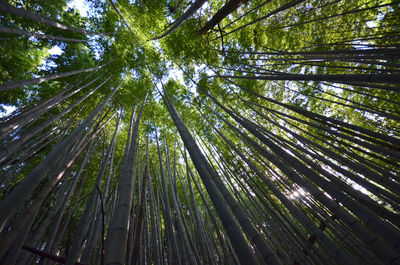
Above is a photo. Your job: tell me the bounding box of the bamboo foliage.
[0,0,399,265]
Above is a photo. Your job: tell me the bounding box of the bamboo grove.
[0,0,399,264]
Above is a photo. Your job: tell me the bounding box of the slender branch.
[22,245,85,265]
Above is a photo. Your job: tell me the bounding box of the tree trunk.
[104,99,146,265]
[0,26,87,42]
[199,0,249,34]
[0,72,95,138]
[0,1,103,35]
[154,125,182,265]
[203,93,400,264]
[0,62,110,91]
[161,88,265,265]
[152,0,207,40]
[0,75,112,166]
[0,85,119,233]
[131,143,149,265]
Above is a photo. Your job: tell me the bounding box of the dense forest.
[0,0,399,264]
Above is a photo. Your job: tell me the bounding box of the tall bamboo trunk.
[0,61,110,91]
[0,1,103,35]
[152,0,207,40]
[161,88,266,265]
[154,126,182,265]
[0,72,95,138]
[0,75,112,166]
[0,26,87,42]
[0,85,119,233]
[204,94,400,264]
[104,99,146,265]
